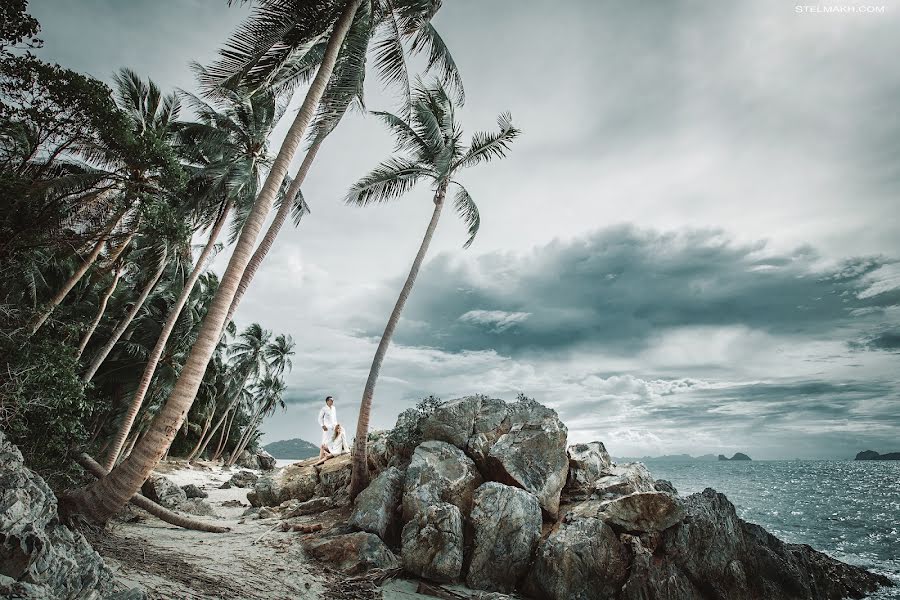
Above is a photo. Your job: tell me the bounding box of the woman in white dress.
[313,423,350,465]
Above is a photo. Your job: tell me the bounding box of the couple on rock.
[314,395,350,466]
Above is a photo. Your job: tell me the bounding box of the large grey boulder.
[181,483,207,499]
[302,532,399,575]
[564,441,613,500]
[256,449,276,471]
[599,491,685,533]
[226,470,258,489]
[235,450,258,470]
[484,401,568,517]
[420,396,511,471]
[349,466,404,542]
[141,474,187,508]
[466,482,542,593]
[592,462,656,499]
[314,453,352,499]
[523,516,629,600]
[0,430,130,599]
[401,502,464,583]
[402,441,482,523]
[248,463,317,507]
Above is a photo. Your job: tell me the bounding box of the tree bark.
[72,453,228,532]
[102,203,231,471]
[212,408,237,461]
[225,135,324,323]
[82,248,168,384]
[189,406,225,462]
[349,185,447,498]
[186,408,214,461]
[27,207,127,336]
[65,2,362,522]
[226,401,266,466]
[75,266,122,360]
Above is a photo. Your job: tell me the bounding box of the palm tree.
[101,89,285,471]
[75,264,123,360]
[346,82,519,497]
[67,0,457,524]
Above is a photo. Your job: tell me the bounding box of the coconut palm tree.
[346,82,519,497]
[100,89,287,471]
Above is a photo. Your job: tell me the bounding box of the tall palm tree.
[75,264,123,359]
[101,89,285,471]
[346,82,519,497]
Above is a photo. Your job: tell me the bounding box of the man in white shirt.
[317,396,337,454]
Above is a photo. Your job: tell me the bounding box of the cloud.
[458,310,531,332]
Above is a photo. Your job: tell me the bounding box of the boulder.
[598,491,685,533]
[592,462,656,499]
[402,441,483,523]
[654,479,678,495]
[314,453,352,499]
[366,430,393,474]
[248,463,317,507]
[181,483,208,499]
[349,466,404,542]
[621,535,702,600]
[227,470,258,489]
[484,403,568,517]
[177,498,216,517]
[401,502,464,583]
[0,430,123,599]
[466,482,542,593]
[564,441,614,500]
[256,449,277,471]
[419,396,511,471]
[141,474,187,509]
[283,497,335,518]
[302,532,399,575]
[235,450,258,469]
[523,516,629,600]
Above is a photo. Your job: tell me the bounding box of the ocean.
[274,457,899,597]
[647,460,900,598]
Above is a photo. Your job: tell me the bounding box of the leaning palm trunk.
[189,407,226,461]
[226,403,266,466]
[186,410,215,462]
[102,203,232,471]
[82,249,168,384]
[75,266,122,360]
[27,207,127,336]
[225,136,324,323]
[349,187,446,498]
[212,408,238,461]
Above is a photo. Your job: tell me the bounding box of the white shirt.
[318,405,337,430]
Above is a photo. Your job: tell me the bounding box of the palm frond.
[345,157,429,206]
[457,111,520,168]
[451,182,479,248]
[409,22,464,104]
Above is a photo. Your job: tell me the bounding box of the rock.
[221,499,245,508]
[178,498,217,517]
[227,470,258,489]
[484,401,568,517]
[349,466,403,542]
[401,502,464,583]
[314,453,352,499]
[652,488,890,600]
[257,507,277,520]
[592,462,656,499]
[0,430,118,599]
[181,483,208,499]
[283,497,335,518]
[235,450,258,469]
[420,396,511,471]
[141,474,187,509]
[598,491,685,533]
[523,516,629,600]
[367,430,393,474]
[241,507,260,517]
[302,532,399,575]
[256,449,277,471]
[621,535,701,600]
[654,479,678,495]
[402,441,483,523]
[248,463,317,507]
[466,482,542,593]
[718,452,752,461]
[564,441,614,500]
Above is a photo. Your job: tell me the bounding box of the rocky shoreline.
[1,396,894,599]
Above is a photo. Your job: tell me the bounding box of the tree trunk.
[226,402,265,466]
[189,406,225,462]
[82,248,168,384]
[225,135,324,323]
[102,203,231,471]
[349,186,447,498]
[72,453,228,533]
[75,266,122,360]
[67,0,361,524]
[212,408,237,461]
[186,409,215,461]
[27,207,127,336]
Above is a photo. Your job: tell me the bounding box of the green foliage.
[0,0,41,52]
[0,333,92,489]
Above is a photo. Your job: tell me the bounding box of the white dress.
[325,430,350,455]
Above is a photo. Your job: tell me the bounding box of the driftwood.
[75,452,230,533]
[280,521,324,534]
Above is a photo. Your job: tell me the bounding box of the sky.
[29,0,900,459]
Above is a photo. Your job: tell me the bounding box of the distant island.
[718,453,752,461]
[613,454,719,463]
[263,438,319,460]
[855,450,900,461]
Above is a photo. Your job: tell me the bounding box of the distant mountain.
[855,450,900,461]
[718,453,752,461]
[613,454,719,462]
[264,438,319,460]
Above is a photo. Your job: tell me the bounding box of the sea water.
[648,460,900,598]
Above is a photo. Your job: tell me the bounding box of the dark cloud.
[356,226,899,356]
[850,328,900,353]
